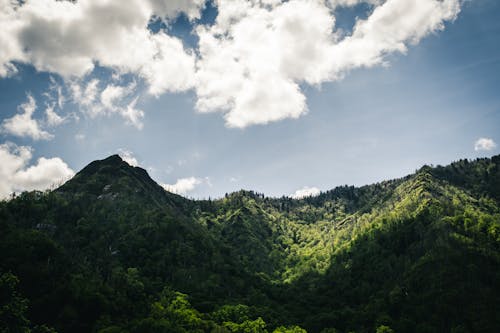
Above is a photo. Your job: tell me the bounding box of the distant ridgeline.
[1,154,499,333]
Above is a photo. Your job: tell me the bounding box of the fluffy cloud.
[149,0,206,20]
[0,0,461,129]
[330,0,460,73]
[0,142,74,199]
[1,94,53,140]
[162,177,202,195]
[291,186,321,199]
[0,0,196,94]
[194,0,327,127]
[0,1,23,76]
[194,0,460,127]
[474,138,497,151]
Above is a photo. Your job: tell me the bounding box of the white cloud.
[291,186,321,199]
[0,142,74,199]
[1,94,53,140]
[70,79,100,108]
[43,78,67,127]
[474,138,496,151]
[42,76,66,110]
[100,82,145,129]
[194,0,319,127]
[162,177,202,194]
[149,0,206,20]
[69,79,145,129]
[0,0,196,94]
[45,104,65,127]
[330,0,460,73]
[193,0,460,128]
[140,33,196,96]
[0,0,24,77]
[101,82,135,110]
[122,97,145,129]
[0,0,461,129]
[118,149,139,167]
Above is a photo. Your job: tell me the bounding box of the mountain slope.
[0,155,499,333]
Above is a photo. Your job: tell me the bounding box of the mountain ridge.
[1,154,499,333]
[53,153,500,206]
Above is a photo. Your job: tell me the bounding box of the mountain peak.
[73,154,129,178]
[56,154,167,203]
[102,154,124,165]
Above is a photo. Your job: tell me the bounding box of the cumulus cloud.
[193,0,460,127]
[0,0,461,128]
[162,177,202,195]
[291,186,321,199]
[1,94,53,140]
[330,0,460,73]
[194,0,323,127]
[0,142,74,199]
[149,0,206,20]
[0,1,23,77]
[474,138,497,151]
[118,149,139,167]
[0,0,196,94]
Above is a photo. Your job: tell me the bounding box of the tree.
[376,325,394,333]
[273,325,307,333]
[0,272,31,333]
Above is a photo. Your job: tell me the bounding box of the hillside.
[1,155,499,333]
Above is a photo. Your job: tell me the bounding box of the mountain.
[1,155,499,333]
[57,154,192,212]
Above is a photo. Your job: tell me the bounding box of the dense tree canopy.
[1,155,499,332]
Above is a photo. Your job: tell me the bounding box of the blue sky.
[0,0,499,199]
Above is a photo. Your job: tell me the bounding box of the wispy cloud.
[45,103,66,127]
[118,149,139,167]
[70,79,145,129]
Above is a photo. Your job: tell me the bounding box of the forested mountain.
[1,154,499,333]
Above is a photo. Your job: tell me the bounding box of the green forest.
[1,154,499,333]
